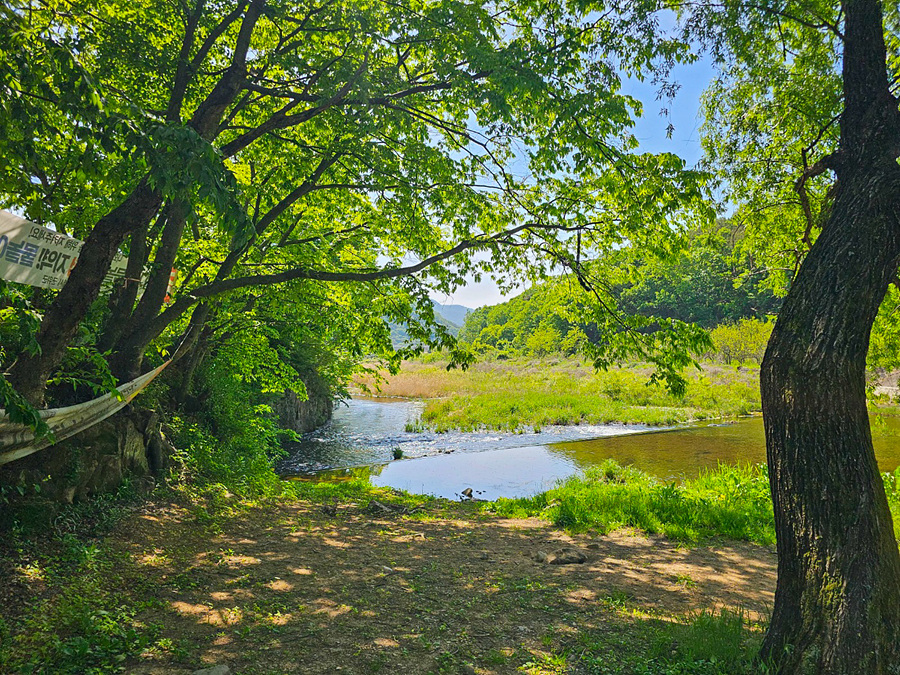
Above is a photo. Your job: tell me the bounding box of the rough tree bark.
[98,217,152,353]
[758,0,900,672]
[106,201,190,380]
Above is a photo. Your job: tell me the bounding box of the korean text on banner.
[0,211,128,291]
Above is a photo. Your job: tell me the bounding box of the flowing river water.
[279,397,900,501]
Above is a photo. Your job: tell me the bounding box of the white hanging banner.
[0,360,171,466]
[0,210,132,291]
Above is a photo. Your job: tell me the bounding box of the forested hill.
[460,222,781,356]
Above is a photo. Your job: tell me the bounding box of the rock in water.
[461,487,473,499]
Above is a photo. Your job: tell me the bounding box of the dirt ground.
[111,497,776,675]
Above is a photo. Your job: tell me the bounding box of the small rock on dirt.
[367,500,404,514]
[533,547,587,565]
[460,664,478,675]
[550,548,587,565]
[192,666,231,675]
[533,550,552,563]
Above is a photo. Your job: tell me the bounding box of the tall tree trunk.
[98,217,152,353]
[6,2,262,405]
[6,180,162,405]
[759,2,900,672]
[758,167,900,673]
[107,201,189,379]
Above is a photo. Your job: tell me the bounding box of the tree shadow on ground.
[117,496,775,674]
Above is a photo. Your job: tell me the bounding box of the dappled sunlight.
[168,601,241,628]
[311,598,354,618]
[220,554,261,567]
[265,579,294,592]
[112,497,776,673]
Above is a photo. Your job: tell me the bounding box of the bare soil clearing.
[110,497,775,674]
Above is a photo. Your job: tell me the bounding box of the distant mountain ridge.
[433,302,472,327]
[388,300,473,346]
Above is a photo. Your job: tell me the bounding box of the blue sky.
[434,56,718,310]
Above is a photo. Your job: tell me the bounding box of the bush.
[709,319,773,364]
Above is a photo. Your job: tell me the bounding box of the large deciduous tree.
[694,0,900,671]
[1,0,706,406]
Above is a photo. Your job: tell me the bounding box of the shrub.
[709,319,774,364]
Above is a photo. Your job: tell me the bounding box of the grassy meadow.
[358,357,762,431]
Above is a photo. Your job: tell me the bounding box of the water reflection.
[278,397,648,474]
[279,398,900,500]
[549,421,767,480]
[370,445,579,501]
[550,415,900,480]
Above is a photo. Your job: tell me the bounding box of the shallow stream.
[279,397,900,501]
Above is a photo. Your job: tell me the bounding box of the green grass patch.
[885,466,900,540]
[573,608,766,674]
[488,460,777,545]
[377,359,763,431]
[490,460,900,547]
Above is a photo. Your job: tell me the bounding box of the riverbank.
[356,359,762,431]
[4,460,900,673]
[0,479,775,675]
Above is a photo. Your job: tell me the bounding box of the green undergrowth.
[489,461,776,545]
[411,361,761,432]
[0,473,426,674]
[571,608,767,674]
[1,547,165,674]
[0,482,170,674]
[490,460,900,546]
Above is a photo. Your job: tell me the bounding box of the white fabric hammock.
[0,361,170,466]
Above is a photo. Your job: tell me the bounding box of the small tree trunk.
[109,233,247,379]
[107,201,190,379]
[173,314,214,406]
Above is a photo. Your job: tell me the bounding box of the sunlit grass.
[488,460,777,545]
[358,358,762,431]
[488,459,900,548]
[575,607,766,674]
